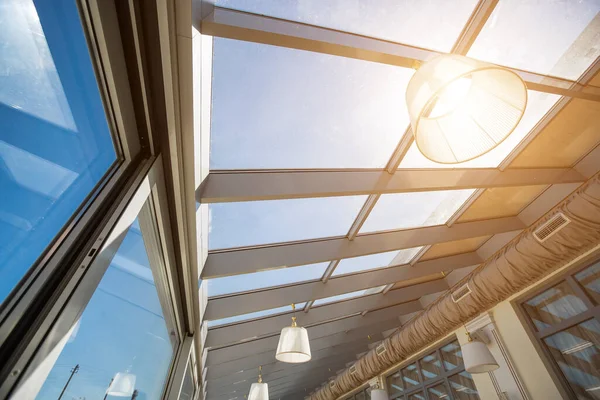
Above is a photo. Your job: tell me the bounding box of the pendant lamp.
[276,303,311,363]
[406,54,527,164]
[462,330,499,373]
[107,372,136,397]
[248,366,269,400]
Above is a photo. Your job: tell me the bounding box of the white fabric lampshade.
[370,389,389,400]
[276,325,311,363]
[248,382,269,400]
[462,339,499,373]
[406,54,527,164]
[107,372,136,397]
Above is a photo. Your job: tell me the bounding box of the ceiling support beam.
[197,167,585,203]
[202,217,522,279]
[201,7,600,102]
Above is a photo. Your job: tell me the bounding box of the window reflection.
[576,262,600,305]
[388,371,404,397]
[35,217,176,400]
[524,281,588,331]
[449,372,480,399]
[401,363,420,389]
[420,352,442,381]
[428,382,451,400]
[408,391,426,400]
[0,0,117,305]
[441,340,463,371]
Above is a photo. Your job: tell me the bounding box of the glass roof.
[207,262,329,297]
[215,0,480,52]
[333,247,422,277]
[468,0,600,80]
[312,286,384,307]
[208,196,366,249]
[360,189,474,234]
[207,303,306,328]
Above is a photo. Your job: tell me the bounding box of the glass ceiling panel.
[333,247,422,277]
[208,303,305,328]
[360,189,474,234]
[207,262,329,297]
[399,91,562,168]
[208,196,366,249]
[210,38,413,169]
[215,0,480,52]
[468,0,600,80]
[312,286,383,307]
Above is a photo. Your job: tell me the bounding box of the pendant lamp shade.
[107,372,136,397]
[462,337,499,373]
[248,382,269,400]
[370,389,389,400]
[276,324,311,363]
[406,54,527,164]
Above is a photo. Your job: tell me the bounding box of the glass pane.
[408,391,426,400]
[575,262,600,304]
[0,0,117,304]
[313,288,379,307]
[468,0,600,80]
[544,319,600,399]
[524,281,588,331]
[399,91,561,169]
[356,391,366,400]
[449,371,480,399]
[207,303,306,328]
[428,382,451,400]
[208,196,366,249]
[441,340,464,371]
[215,0,479,52]
[210,38,413,169]
[387,371,404,397]
[207,262,329,296]
[35,217,176,400]
[365,387,372,399]
[179,363,194,400]
[401,363,421,389]
[360,190,474,234]
[420,352,443,381]
[333,248,421,277]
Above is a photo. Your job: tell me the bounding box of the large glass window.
[34,213,178,400]
[386,339,481,400]
[521,260,600,399]
[0,0,117,305]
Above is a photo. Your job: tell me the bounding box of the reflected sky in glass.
[208,303,305,328]
[36,219,175,400]
[312,287,382,307]
[333,248,421,276]
[208,196,366,249]
[0,0,116,304]
[216,0,480,52]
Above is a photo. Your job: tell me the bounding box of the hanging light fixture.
[106,372,136,397]
[276,303,311,363]
[248,366,269,400]
[462,329,499,373]
[406,54,527,164]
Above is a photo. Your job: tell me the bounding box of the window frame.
[516,253,600,400]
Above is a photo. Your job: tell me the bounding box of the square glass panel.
[207,303,305,328]
[399,91,561,169]
[0,0,117,304]
[449,371,480,399]
[313,287,381,307]
[208,196,366,249]
[523,281,588,331]
[360,190,474,234]
[207,262,329,296]
[210,38,413,169]
[543,319,600,399]
[575,261,600,305]
[35,217,177,400]
[215,0,479,52]
[468,0,600,80]
[387,371,404,396]
[408,391,426,400]
[333,248,421,277]
[401,363,421,389]
[420,352,443,381]
[441,340,463,371]
[428,382,451,400]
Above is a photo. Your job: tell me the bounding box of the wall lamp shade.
[370,389,389,400]
[462,339,499,373]
[406,54,527,164]
[276,324,312,363]
[107,372,136,397]
[248,382,269,400]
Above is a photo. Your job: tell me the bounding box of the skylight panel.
[312,287,383,307]
[332,248,422,277]
[207,303,306,328]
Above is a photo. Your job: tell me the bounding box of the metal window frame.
[516,252,600,400]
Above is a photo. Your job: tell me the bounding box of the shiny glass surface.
[449,372,480,399]
[402,363,421,389]
[441,340,464,371]
[420,352,443,381]
[207,303,306,328]
[576,261,600,305]
[524,281,589,331]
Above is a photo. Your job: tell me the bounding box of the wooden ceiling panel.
[420,236,491,261]
[457,185,547,223]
